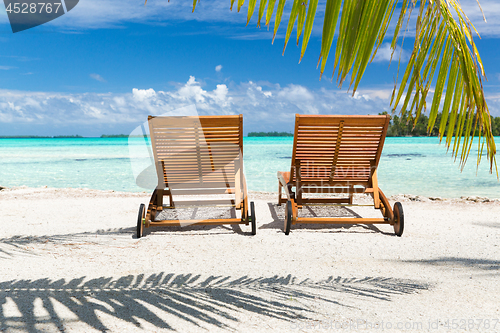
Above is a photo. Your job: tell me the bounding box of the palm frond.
[189,0,497,173]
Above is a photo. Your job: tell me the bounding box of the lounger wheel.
[137,203,145,239]
[393,202,404,237]
[250,201,256,235]
[284,200,292,235]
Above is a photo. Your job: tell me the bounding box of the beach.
[1,186,499,332]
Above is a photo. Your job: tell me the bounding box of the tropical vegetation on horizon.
[382,112,500,137]
[164,0,497,172]
[247,113,500,137]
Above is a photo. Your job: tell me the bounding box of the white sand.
[0,186,499,332]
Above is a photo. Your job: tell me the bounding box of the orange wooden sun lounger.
[277,114,403,236]
[136,114,256,238]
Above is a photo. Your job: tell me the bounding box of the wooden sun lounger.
[277,114,404,236]
[136,114,256,238]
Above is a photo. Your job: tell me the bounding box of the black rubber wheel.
[250,201,256,235]
[137,203,145,239]
[284,200,292,235]
[393,202,404,237]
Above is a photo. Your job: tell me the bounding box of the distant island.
[100,134,128,138]
[248,131,293,137]
[53,135,83,138]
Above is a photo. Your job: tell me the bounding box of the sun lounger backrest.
[291,115,390,183]
[148,115,243,189]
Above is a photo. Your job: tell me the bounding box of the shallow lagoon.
[0,137,498,198]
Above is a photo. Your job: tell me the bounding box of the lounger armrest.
[277,171,291,200]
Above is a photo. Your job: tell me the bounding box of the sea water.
[0,137,498,198]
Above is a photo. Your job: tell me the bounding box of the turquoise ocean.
[0,137,498,198]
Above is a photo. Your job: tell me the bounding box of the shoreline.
[1,185,499,203]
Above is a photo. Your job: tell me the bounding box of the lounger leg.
[241,172,249,223]
[244,196,249,223]
[235,167,242,209]
[295,162,302,207]
[146,189,159,227]
[378,188,394,222]
[156,189,164,211]
[292,200,298,223]
[349,185,354,204]
[369,164,380,209]
[278,182,282,206]
[167,189,174,208]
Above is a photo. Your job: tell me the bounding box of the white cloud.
[459,0,500,37]
[39,0,243,30]
[352,91,371,100]
[90,73,106,82]
[215,65,223,72]
[171,76,208,103]
[0,66,15,70]
[132,88,156,100]
[373,43,409,63]
[2,76,499,136]
[213,84,229,104]
[277,84,314,102]
[484,92,500,118]
[357,88,394,100]
[0,77,392,134]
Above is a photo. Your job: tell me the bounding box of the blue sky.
[0,0,500,136]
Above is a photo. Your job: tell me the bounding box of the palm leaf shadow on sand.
[0,273,429,332]
[403,257,500,271]
[0,228,133,259]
